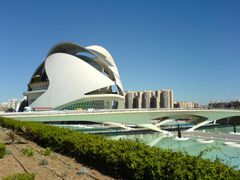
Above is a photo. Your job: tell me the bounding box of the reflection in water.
[56,123,240,169]
[199,125,240,134]
[108,132,240,169]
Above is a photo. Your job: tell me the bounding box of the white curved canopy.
[25,42,124,110]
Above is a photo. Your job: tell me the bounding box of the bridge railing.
[1,108,240,118]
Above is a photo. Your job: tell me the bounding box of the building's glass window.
[58,100,108,110]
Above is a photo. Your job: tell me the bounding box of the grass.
[40,147,51,156]
[0,142,6,158]
[21,147,35,157]
[3,173,35,180]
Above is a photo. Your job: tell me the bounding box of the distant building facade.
[0,98,21,112]
[125,89,174,109]
[208,100,240,110]
[0,102,8,112]
[174,101,199,109]
[8,98,19,110]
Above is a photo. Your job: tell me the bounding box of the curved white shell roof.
[26,42,124,110]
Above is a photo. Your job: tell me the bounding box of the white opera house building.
[19,42,124,111]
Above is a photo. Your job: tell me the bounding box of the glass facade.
[58,100,107,110]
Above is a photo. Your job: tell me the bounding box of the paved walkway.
[172,131,240,143]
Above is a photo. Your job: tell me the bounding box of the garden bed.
[1,117,240,179]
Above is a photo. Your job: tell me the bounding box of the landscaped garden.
[1,117,240,179]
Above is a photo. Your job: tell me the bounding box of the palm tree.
[19,127,34,142]
[6,129,19,144]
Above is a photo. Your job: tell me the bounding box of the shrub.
[0,143,6,158]
[0,117,4,126]
[40,147,51,156]
[3,173,35,180]
[38,158,48,166]
[21,148,34,157]
[1,117,240,179]
[77,167,88,175]
[5,147,12,155]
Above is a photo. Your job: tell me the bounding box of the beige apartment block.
[174,101,196,109]
[124,89,174,109]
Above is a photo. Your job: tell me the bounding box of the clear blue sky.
[0,0,239,104]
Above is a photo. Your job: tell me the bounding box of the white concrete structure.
[4,109,240,134]
[22,42,124,111]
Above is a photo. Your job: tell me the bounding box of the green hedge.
[1,117,240,179]
[3,173,35,180]
[0,142,6,158]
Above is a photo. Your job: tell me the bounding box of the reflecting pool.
[107,132,240,169]
[199,125,240,133]
[53,123,240,169]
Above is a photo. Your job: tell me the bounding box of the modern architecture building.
[20,42,124,111]
[125,89,174,109]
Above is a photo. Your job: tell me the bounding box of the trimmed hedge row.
[0,142,6,158]
[1,117,240,179]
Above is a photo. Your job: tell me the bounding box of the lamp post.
[233,121,237,133]
[177,122,182,138]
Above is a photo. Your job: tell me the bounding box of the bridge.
[2,109,240,133]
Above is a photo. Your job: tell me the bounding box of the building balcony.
[29,81,49,91]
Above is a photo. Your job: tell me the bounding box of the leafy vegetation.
[3,173,35,180]
[1,117,240,179]
[38,158,48,166]
[0,142,6,158]
[5,147,12,155]
[21,147,35,157]
[6,129,19,144]
[40,147,51,156]
[77,167,88,175]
